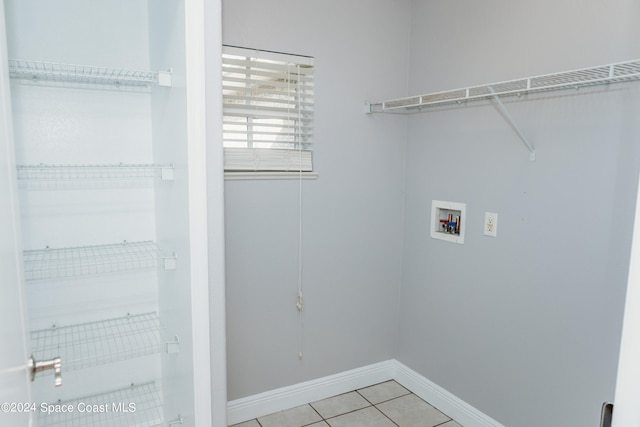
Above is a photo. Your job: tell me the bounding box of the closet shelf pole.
[488,86,536,161]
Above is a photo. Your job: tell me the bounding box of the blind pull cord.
[292,62,305,360]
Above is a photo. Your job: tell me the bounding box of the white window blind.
[222,46,314,172]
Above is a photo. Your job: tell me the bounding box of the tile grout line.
[318,404,375,423]
[309,389,378,425]
[356,387,401,427]
[357,383,456,427]
[372,404,401,427]
[355,383,400,427]
[306,403,325,425]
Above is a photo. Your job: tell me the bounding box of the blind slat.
[223,108,313,121]
[222,46,314,66]
[222,67,314,80]
[224,148,313,172]
[223,120,313,130]
[223,57,314,74]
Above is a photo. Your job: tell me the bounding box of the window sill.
[224,171,319,181]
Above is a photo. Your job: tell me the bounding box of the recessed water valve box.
[430,200,466,244]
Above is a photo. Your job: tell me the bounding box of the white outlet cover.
[484,212,498,237]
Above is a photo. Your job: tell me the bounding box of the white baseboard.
[227,359,504,427]
[227,360,396,425]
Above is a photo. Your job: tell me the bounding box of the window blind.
[222,46,314,172]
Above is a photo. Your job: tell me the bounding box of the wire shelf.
[31,312,174,373]
[8,59,172,88]
[23,241,177,281]
[38,381,164,427]
[367,58,640,112]
[16,163,174,181]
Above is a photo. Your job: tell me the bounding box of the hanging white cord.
[297,63,305,360]
[291,63,304,360]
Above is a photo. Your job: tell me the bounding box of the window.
[222,46,314,173]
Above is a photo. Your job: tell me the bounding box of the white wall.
[397,1,640,426]
[222,0,411,400]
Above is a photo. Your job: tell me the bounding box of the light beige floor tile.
[229,420,261,427]
[358,380,410,404]
[376,394,451,427]
[308,422,330,426]
[310,391,370,419]
[257,404,322,427]
[439,421,463,427]
[326,406,396,427]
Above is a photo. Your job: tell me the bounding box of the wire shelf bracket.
[365,58,640,160]
[165,335,181,354]
[488,86,536,161]
[168,415,184,426]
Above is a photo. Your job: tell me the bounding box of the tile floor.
[230,380,463,427]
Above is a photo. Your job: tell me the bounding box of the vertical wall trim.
[185,0,214,426]
[203,0,227,426]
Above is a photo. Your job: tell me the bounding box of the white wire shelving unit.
[8,59,172,88]
[16,163,175,181]
[30,312,178,373]
[366,59,640,113]
[365,58,640,161]
[23,241,177,281]
[38,381,165,427]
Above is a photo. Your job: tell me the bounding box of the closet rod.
[365,58,640,113]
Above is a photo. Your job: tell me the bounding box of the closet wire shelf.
[30,312,176,373]
[8,59,172,88]
[23,241,177,281]
[38,381,164,427]
[16,163,175,181]
[366,58,640,112]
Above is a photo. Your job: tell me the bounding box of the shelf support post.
[488,86,536,161]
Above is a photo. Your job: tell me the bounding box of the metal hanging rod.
[365,58,640,113]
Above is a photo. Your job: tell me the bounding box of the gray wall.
[222,0,640,425]
[222,0,411,400]
[396,1,640,426]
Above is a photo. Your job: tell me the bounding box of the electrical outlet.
[484,212,498,237]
